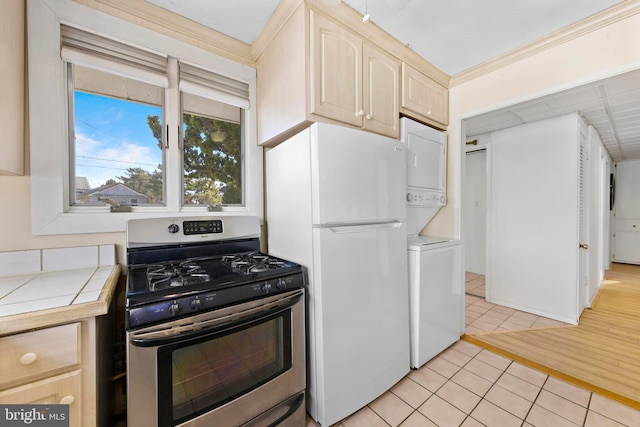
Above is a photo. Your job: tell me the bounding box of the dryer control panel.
[406,189,446,207]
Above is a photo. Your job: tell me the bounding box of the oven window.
[157,311,292,425]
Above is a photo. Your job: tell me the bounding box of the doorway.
[463,148,486,297]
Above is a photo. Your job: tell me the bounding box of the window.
[28,0,261,234]
[181,93,243,206]
[70,65,165,207]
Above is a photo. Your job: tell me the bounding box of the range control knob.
[261,282,272,294]
[276,278,286,290]
[168,301,181,316]
[190,297,201,310]
[168,224,180,234]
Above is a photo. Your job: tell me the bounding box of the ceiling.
[465,68,640,161]
[145,0,640,161]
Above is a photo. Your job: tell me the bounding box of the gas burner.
[222,252,287,275]
[147,260,210,291]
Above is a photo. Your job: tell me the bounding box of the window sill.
[32,208,256,236]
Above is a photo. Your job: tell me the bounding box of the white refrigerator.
[266,123,410,426]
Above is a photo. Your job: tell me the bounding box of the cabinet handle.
[365,114,371,120]
[426,110,432,115]
[19,352,37,365]
[357,110,364,116]
[59,395,75,405]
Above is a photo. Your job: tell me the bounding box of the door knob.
[579,243,589,249]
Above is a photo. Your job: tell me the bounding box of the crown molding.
[450,0,640,87]
[75,0,255,67]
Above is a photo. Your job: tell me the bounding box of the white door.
[487,114,581,324]
[463,150,486,274]
[312,223,409,426]
[586,127,606,306]
[613,160,640,264]
[402,118,446,191]
[311,123,406,225]
[578,130,589,310]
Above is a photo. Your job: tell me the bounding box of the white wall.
[0,177,126,261]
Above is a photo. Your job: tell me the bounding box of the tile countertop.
[0,245,121,336]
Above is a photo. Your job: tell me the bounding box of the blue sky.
[74,92,162,189]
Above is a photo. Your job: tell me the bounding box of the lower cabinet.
[0,319,102,427]
[0,371,81,425]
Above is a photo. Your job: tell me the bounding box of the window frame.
[28,0,262,235]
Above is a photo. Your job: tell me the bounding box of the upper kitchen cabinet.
[401,63,448,128]
[311,12,399,138]
[0,0,25,175]
[256,1,445,146]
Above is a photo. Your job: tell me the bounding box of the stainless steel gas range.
[125,216,305,427]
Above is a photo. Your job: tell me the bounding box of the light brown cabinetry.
[401,62,449,127]
[310,11,399,137]
[256,1,449,146]
[0,0,25,175]
[0,320,99,427]
[0,371,81,419]
[257,5,401,146]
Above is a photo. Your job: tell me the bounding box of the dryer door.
[401,118,447,192]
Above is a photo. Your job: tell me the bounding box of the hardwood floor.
[464,263,640,410]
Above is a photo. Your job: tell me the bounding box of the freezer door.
[311,124,406,225]
[310,222,409,426]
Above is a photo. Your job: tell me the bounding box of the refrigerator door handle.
[316,221,404,234]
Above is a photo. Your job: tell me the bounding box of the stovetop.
[125,216,305,329]
[126,251,304,329]
[128,251,302,298]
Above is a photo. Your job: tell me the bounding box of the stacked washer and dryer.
[401,117,464,369]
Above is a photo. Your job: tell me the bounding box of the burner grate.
[146,260,211,291]
[222,252,288,275]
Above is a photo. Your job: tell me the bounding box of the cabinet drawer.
[0,323,81,387]
[0,370,81,427]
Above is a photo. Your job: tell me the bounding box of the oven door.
[127,289,305,427]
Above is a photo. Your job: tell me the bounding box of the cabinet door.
[401,63,448,126]
[310,11,362,127]
[362,43,399,138]
[0,0,25,175]
[0,370,81,427]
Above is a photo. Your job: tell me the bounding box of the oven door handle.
[129,290,303,347]
[266,391,305,427]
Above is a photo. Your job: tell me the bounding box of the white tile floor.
[305,274,640,426]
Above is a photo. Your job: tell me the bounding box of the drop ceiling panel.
[466,69,640,161]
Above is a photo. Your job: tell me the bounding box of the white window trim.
[28,0,262,235]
